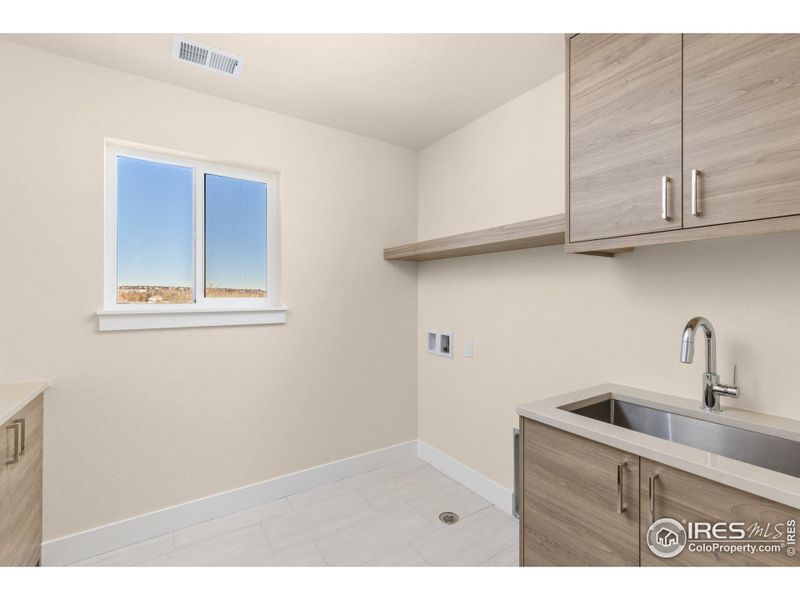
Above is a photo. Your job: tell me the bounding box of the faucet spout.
[680,316,716,374]
[679,336,694,363]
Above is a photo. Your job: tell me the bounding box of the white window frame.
[99,143,286,331]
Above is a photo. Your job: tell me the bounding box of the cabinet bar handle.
[649,473,659,524]
[13,418,25,456]
[512,427,520,519]
[661,176,669,220]
[691,169,700,216]
[616,461,627,514]
[6,422,21,464]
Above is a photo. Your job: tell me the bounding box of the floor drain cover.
[439,511,459,525]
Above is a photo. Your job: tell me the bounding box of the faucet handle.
[714,364,740,399]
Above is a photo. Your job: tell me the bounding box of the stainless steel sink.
[563,398,800,478]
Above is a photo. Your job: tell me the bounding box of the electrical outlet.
[464,338,473,358]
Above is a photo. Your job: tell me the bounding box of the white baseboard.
[41,440,417,566]
[417,441,513,515]
[42,438,512,566]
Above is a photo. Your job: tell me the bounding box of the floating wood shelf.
[384,213,566,262]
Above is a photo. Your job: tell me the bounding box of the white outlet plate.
[464,339,473,358]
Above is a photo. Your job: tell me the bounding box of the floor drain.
[439,511,459,525]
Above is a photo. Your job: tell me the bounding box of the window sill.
[97,305,288,331]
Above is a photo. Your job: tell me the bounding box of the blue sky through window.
[205,174,267,292]
[117,156,194,287]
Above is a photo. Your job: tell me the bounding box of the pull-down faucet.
[680,317,739,412]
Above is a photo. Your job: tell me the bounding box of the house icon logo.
[657,528,678,546]
[647,518,687,558]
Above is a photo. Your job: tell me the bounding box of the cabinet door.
[641,459,800,566]
[521,418,640,566]
[0,418,13,564]
[569,34,682,242]
[683,34,800,227]
[0,395,43,567]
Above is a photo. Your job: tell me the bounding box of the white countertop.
[517,383,800,510]
[0,380,49,424]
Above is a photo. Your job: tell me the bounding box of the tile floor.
[71,458,519,567]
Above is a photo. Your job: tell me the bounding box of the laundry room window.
[99,143,285,331]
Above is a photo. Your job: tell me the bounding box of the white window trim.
[100,143,286,331]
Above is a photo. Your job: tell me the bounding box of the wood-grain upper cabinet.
[569,34,682,242]
[521,418,640,566]
[567,33,800,252]
[0,395,43,567]
[683,34,800,228]
[641,458,800,566]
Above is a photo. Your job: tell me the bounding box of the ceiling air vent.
[171,36,244,78]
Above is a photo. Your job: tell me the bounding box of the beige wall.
[0,41,419,540]
[417,72,800,491]
[418,75,565,239]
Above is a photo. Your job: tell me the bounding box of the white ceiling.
[4,34,565,149]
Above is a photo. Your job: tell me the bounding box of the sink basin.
[562,398,800,478]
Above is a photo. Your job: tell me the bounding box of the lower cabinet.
[0,394,43,567]
[641,459,798,566]
[520,418,640,566]
[520,417,800,566]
